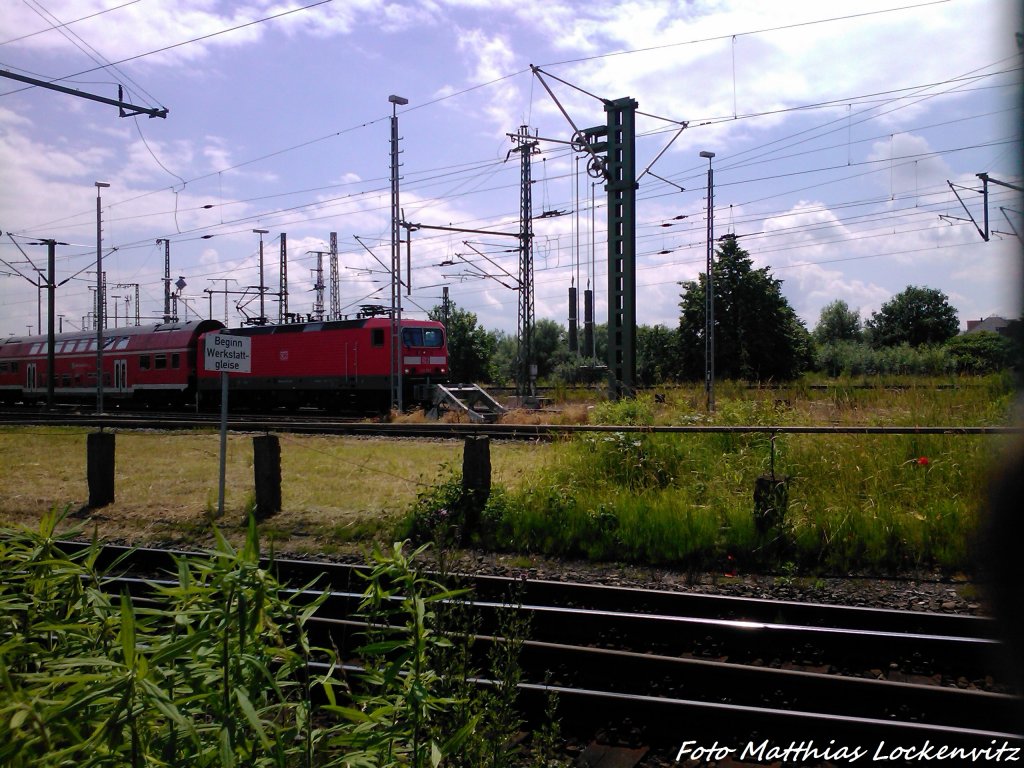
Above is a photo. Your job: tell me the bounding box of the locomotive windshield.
[402,327,444,348]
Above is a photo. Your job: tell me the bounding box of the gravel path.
[318,546,992,617]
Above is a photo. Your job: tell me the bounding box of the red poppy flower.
[917,457,930,466]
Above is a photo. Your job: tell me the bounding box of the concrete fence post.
[87,431,115,508]
[461,435,491,541]
[253,434,281,520]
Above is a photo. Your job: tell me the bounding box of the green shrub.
[1,511,541,767]
[945,331,1015,374]
[397,466,465,546]
[0,508,327,767]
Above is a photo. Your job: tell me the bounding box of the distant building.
[963,316,1013,336]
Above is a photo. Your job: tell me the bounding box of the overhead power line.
[538,0,952,68]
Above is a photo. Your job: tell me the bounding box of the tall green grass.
[428,377,1016,574]
[0,511,540,767]
[0,508,326,767]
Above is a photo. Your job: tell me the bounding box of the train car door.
[26,363,37,392]
[114,359,128,393]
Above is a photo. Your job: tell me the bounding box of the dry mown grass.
[0,426,550,554]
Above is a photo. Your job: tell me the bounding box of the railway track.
[2,408,1020,442]
[59,541,1024,760]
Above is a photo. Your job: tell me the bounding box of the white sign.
[204,333,252,373]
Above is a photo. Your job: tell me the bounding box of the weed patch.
[0,510,549,767]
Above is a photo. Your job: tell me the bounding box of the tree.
[489,330,518,386]
[813,300,863,344]
[428,303,496,383]
[637,324,681,385]
[531,318,570,380]
[487,321,570,386]
[677,235,810,381]
[866,286,959,348]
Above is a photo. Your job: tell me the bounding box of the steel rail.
[60,540,996,639]
[103,572,1012,697]
[60,541,997,640]
[62,544,1024,751]
[114,582,1022,741]
[0,410,1020,438]
[304,623,1023,741]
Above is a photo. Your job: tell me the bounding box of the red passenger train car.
[0,316,448,412]
[0,320,223,407]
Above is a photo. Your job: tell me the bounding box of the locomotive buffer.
[204,334,252,516]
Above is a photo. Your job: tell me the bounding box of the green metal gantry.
[599,97,638,399]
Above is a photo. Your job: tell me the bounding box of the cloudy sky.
[1,0,1021,340]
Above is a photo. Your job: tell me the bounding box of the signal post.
[204,334,266,518]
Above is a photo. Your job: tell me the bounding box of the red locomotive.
[0,317,448,412]
[196,317,448,411]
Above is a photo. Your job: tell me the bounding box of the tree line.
[432,236,1021,386]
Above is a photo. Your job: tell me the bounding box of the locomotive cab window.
[371,329,385,347]
[423,328,443,347]
[402,328,444,348]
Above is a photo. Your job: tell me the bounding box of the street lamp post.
[253,229,269,325]
[699,151,715,412]
[95,181,110,414]
[388,94,408,414]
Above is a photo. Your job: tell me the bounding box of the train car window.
[171,353,180,369]
[30,343,43,356]
[75,340,88,352]
[0,362,7,372]
[303,323,324,332]
[155,354,167,370]
[102,338,116,350]
[115,338,130,351]
[62,375,71,387]
[11,362,17,374]
[371,329,385,347]
[423,328,444,348]
[139,355,151,370]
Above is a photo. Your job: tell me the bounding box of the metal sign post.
[203,333,252,516]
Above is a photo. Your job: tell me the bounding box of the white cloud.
[1,0,1018,339]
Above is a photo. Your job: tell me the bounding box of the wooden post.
[253,434,281,520]
[753,475,788,535]
[87,431,115,507]
[461,435,491,542]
